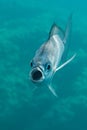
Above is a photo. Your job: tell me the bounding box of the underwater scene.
[0,0,87,130]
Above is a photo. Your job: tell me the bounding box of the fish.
[29,14,76,97]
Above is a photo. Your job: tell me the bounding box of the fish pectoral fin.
[55,53,76,72]
[48,85,58,97]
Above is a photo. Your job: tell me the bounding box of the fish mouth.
[30,67,44,83]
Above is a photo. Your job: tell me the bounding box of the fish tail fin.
[62,14,73,62]
[63,14,72,44]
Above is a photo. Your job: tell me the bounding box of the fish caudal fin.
[62,14,72,62]
[63,14,72,44]
[55,53,76,72]
[48,85,58,97]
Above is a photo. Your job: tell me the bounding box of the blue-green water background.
[0,0,87,130]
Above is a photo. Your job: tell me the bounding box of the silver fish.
[29,15,76,97]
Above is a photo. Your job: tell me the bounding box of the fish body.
[29,15,76,97]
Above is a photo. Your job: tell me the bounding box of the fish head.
[29,44,55,84]
[29,34,62,85]
[29,58,53,84]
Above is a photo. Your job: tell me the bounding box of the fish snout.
[30,67,44,82]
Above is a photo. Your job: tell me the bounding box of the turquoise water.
[0,0,87,130]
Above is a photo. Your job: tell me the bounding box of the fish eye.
[46,63,51,71]
[30,61,33,67]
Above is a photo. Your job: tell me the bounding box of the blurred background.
[0,0,87,130]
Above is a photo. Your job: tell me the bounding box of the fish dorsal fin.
[49,23,64,40]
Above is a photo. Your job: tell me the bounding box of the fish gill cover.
[0,0,87,130]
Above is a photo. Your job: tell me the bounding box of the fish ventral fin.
[48,23,64,40]
[48,85,58,97]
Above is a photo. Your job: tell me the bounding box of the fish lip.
[30,67,44,83]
